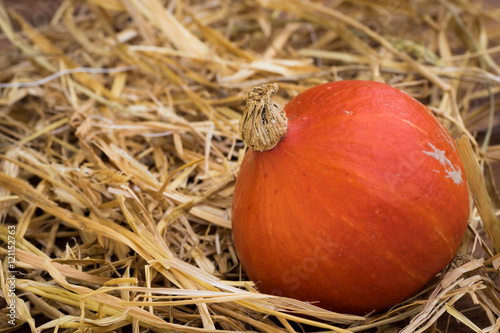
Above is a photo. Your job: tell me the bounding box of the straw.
[0,0,499,332]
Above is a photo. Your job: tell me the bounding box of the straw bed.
[0,0,499,332]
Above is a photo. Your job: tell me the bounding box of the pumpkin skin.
[231,80,470,315]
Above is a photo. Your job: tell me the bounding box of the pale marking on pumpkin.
[401,119,426,135]
[433,124,455,149]
[422,143,463,185]
[434,120,455,148]
[433,225,456,258]
[338,215,423,281]
[409,95,456,149]
[298,174,426,282]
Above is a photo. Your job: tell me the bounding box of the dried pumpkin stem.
[240,83,287,152]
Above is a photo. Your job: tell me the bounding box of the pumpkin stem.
[240,83,287,152]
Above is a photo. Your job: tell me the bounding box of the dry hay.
[0,0,499,332]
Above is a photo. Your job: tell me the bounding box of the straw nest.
[0,0,499,332]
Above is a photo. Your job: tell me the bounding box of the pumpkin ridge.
[357,176,461,263]
[242,152,432,307]
[336,151,463,261]
[282,141,462,281]
[276,159,430,285]
[283,115,465,261]
[309,182,428,283]
[432,223,456,258]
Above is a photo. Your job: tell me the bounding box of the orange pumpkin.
[231,80,470,314]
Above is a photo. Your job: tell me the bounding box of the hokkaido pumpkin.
[231,80,470,315]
